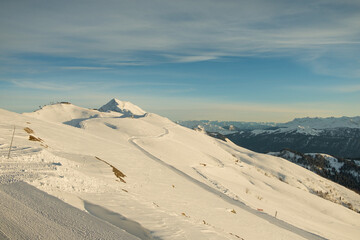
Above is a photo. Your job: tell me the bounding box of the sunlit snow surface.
[1,101,360,240]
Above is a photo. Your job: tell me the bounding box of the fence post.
[7,126,15,159]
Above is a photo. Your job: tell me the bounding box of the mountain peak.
[99,98,146,117]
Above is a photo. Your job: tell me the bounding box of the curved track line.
[128,127,327,240]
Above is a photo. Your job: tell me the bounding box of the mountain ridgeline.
[227,128,360,159]
[178,117,360,159]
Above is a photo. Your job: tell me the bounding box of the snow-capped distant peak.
[98,98,147,117]
[283,116,360,130]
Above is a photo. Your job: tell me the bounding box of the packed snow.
[1,99,360,240]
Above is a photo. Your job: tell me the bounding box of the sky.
[0,0,359,122]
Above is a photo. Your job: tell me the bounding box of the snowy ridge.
[282,116,360,130]
[263,116,360,136]
[251,126,323,136]
[252,117,360,136]
[179,116,360,136]
[23,103,122,127]
[1,103,360,240]
[98,98,147,117]
[177,120,275,134]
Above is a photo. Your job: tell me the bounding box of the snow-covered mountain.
[177,120,276,134]
[98,98,147,117]
[242,117,360,136]
[1,101,360,240]
[179,116,360,136]
[248,116,360,136]
[280,116,360,131]
[217,116,360,159]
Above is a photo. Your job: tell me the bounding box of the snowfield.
[1,99,360,240]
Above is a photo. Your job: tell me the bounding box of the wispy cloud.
[1,0,359,76]
[8,78,194,93]
[60,66,112,70]
[326,84,360,93]
[164,54,218,63]
[1,0,360,120]
[11,79,74,91]
[209,102,329,114]
[287,84,360,93]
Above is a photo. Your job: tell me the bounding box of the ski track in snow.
[129,127,327,240]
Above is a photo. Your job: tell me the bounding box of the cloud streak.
[1,0,360,121]
[11,79,75,91]
[1,0,359,76]
[327,84,360,93]
[60,66,112,70]
[287,83,360,94]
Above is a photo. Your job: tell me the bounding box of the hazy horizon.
[1,0,359,122]
[3,98,359,124]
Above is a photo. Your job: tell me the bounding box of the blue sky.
[0,0,359,122]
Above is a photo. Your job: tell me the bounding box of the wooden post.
[7,126,15,159]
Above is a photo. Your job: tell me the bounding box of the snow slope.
[0,182,140,240]
[1,101,360,240]
[23,102,122,127]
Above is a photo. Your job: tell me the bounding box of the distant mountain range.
[177,120,277,134]
[227,128,360,159]
[178,117,360,197]
[178,117,360,158]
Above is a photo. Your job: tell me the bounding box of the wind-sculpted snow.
[0,182,140,240]
[1,103,360,240]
